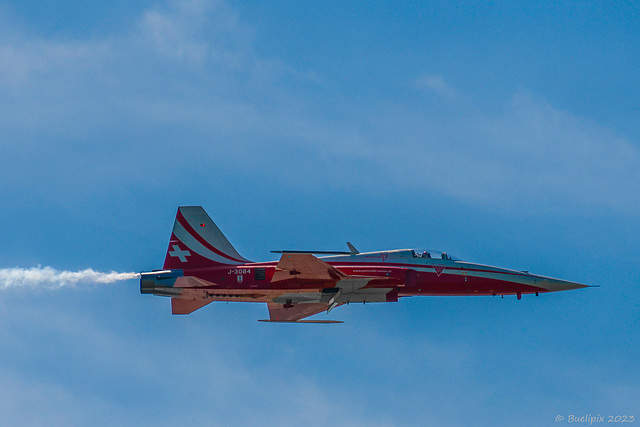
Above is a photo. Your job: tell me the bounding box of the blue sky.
[1,1,639,425]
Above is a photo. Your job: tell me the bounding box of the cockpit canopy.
[411,249,459,260]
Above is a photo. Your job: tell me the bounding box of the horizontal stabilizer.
[171,298,212,314]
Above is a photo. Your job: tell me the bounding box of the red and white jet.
[141,206,589,323]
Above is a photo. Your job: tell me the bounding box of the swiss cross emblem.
[168,244,191,262]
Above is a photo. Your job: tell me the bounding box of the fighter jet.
[140,206,589,323]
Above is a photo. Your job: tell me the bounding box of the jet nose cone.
[538,277,590,292]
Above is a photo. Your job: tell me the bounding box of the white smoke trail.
[0,266,140,290]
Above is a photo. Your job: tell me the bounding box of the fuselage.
[166,249,586,300]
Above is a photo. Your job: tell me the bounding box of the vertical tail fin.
[163,206,250,269]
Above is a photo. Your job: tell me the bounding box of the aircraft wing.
[265,253,399,321]
[271,253,348,283]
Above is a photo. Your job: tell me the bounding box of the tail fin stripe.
[175,210,247,264]
[176,210,246,264]
[172,226,241,266]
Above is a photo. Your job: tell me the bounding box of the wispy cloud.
[137,0,252,67]
[385,90,639,212]
[0,297,447,427]
[1,1,638,216]
[412,74,457,99]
